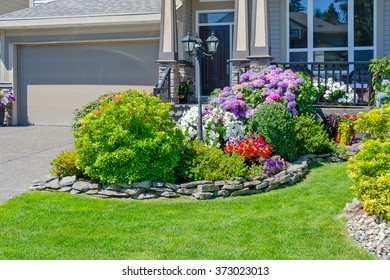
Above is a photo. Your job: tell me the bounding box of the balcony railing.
[273,62,372,106]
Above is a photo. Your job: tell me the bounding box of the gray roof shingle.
[0,0,161,20]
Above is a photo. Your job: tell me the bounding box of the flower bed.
[30,153,345,200]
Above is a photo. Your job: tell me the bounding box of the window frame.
[287,0,377,62]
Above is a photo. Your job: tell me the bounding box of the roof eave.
[0,13,161,29]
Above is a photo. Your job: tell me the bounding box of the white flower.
[177,106,245,147]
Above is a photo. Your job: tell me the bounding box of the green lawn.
[0,162,375,260]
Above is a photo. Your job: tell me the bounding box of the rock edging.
[29,153,345,200]
[342,199,390,260]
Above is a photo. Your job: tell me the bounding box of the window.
[288,0,375,62]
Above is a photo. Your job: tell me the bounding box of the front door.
[199,25,230,97]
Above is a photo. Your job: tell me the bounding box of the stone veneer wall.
[29,153,346,200]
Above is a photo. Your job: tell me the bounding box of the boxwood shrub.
[74,90,184,184]
[294,114,332,155]
[247,102,299,161]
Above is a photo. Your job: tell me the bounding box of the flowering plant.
[313,77,354,104]
[224,133,272,165]
[337,112,358,145]
[209,65,305,117]
[177,106,245,147]
[0,90,15,107]
[264,156,287,176]
[375,79,390,107]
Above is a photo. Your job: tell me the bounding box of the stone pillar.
[248,0,272,70]
[157,62,179,103]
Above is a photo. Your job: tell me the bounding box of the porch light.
[206,31,219,54]
[181,31,220,141]
[181,31,196,55]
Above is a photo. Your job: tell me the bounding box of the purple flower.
[269,92,280,101]
[285,91,295,102]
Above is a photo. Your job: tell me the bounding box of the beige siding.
[17,41,159,126]
[0,0,29,15]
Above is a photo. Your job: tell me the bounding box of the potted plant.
[178,80,194,104]
[0,89,15,126]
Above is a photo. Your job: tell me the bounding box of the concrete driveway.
[0,126,74,204]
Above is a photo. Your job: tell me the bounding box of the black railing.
[273,62,372,106]
[154,67,171,102]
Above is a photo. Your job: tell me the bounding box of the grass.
[0,162,375,260]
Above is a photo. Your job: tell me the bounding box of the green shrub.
[181,141,248,182]
[295,114,332,155]
[247,102,299,161]
[71,92,118,132]
[74,90,184,184]
[295,74,320,114]
[355,106,390,140]
[347,139,390,223]
[50,149,84,178]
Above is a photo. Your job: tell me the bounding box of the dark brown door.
[199,25,230,96]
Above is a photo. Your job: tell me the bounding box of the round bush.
[294,114,332,155]
[74,90,184,184]
[347,139,390,223]
[247,102,299,161]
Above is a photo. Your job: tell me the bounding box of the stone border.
[29,153,345,200]
[342,199,390,260]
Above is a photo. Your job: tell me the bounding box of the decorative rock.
[70,189,81,195]
[214,180,231,186]
[32,174,57,186]
[133,180,151,189]
[137,193,157,200]
[153,180,165,187]
[193,192,213,200]
[230,188,250,197]
[125,188,145,197]
[344,198,390,260]
[233,177,247,183]
[119,183,133,189]
[165,182,180,190]
[243,180,261,188]
[255,181,269,190]
[181,180,212,189]
[98,189,129,197]
[218,190,231,197]
[176,188,197,195]
[197,184,219,192]
[103,184,122,191]
[58,186,72,192]
[45,179,61,190]
[85,189,99,195]
[29,185,46,191]
[60,176,77,187]
[252,175,267,181]
[73,181,93,192]
[222,184,243,191]
[266,182,280,192]
[161,191,180,198]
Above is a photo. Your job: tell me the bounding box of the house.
[0,0,388,126]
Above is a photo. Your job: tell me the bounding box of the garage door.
[17,41,159,126]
